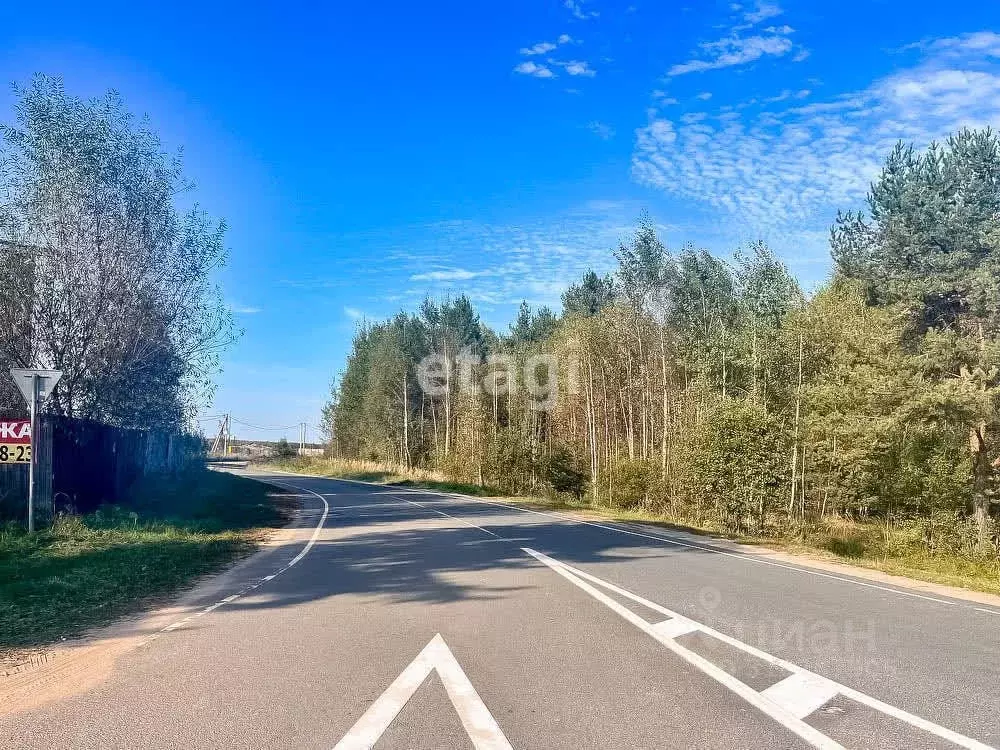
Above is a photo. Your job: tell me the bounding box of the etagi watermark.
[415,350,573,411]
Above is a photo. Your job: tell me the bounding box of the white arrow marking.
[333,634,513,750]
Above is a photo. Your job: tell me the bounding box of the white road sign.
[10,368,62,405]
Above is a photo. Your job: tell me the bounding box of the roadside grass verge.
[266,456,1000,597]
[0,469,295,655]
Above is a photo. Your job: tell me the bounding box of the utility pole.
[299,422,306,453]
[211,413,231,456]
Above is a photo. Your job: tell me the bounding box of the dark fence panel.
[0,416,203,521]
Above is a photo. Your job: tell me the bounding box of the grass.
[267,456,1000,597]
[0,469,295,655]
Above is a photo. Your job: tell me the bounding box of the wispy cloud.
[344,306,364,321]
[588,121,615,139]
[565,0,599,20]
[232,304,261,314]
[410,268,481,282]
[741,1,782,25]
[632,31,1000,260]
[395,206,646,313]
[667,2,802,76]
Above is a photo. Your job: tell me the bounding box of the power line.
[229,417,302,431]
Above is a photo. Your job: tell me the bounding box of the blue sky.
[3,0,1000,440]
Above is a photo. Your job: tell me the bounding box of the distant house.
[297,447,325,457]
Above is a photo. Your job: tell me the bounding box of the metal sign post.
[10,368,62,532]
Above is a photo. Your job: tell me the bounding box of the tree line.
[325,129,1000,558]
[0,76,234,430]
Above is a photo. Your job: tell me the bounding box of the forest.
[323,129,1000,563]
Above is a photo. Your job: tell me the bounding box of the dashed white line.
[400,497,502,538]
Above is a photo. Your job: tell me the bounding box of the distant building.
[244,443,276,458]
[297,447,325,457]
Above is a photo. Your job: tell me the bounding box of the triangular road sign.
[10,369,62,406]
[334,634,513,750]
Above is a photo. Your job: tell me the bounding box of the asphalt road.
[3,470,998,749]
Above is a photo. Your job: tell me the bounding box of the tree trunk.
[970,423,994,554]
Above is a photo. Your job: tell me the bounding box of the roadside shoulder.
[0,481,316,716]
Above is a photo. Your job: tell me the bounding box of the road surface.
[2,470,998,749]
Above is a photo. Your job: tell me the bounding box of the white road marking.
[267,472,1000,745]
[524,547,996,750]
[522,548,844,750]
[400,497,502,538]
[651,618,699,639]
[333,634,512,750]
[155,478,330,635]
[761,673,841,720]
[329,502,428,510]
[314,472,979,611]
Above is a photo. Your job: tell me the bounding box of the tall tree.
[832,129,1000,549]
[0,75,235,428]
[561,270,616,317]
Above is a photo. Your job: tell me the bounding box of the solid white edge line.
[155,477,330,634]
[521,547,845,750]
[528,549,997,750]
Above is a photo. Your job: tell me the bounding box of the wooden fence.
[0,416,203,523]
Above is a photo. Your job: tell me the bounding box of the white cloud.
[520,34,574,57]
[344,306,364,321]
[588,121,616,139]
[410,268,481,282]
[696,91,713,100]
[742,2,782,25]
[521,41,557,56]
[514,61,556,78]
[557,60,597,77]
[565,0,599,20]
[232,304,261,314]
[669,34,794,75]
[632,32,1000,259]
[652,90,679,105]
[667,2,803,76]
[917,30,1000,58]
[388,207,644,311]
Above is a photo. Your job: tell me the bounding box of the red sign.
[0,420,30,463]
